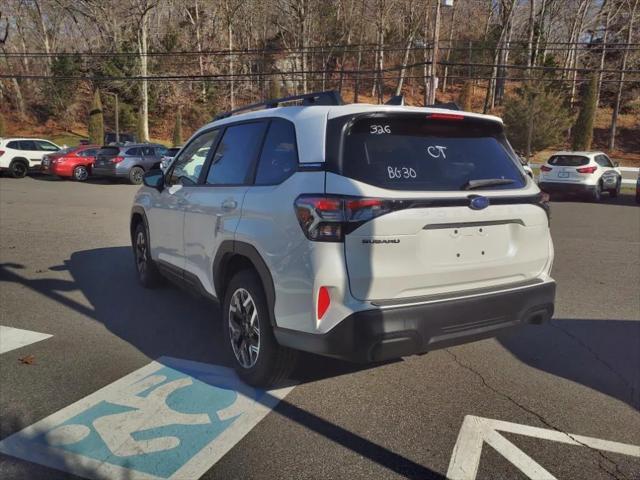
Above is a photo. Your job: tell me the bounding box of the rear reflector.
[540,165,552,172]
[317,287,330,320]
[576,165,597,174]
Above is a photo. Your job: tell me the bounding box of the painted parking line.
[447,415,640,480]
[0,356,294,480]
[0,325,52,354]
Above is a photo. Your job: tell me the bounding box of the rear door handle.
[221,199,238,211]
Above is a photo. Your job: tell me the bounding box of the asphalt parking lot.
[0,175,639,480]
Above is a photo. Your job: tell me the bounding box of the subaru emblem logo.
[469,195,490,210]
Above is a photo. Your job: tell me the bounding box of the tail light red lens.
[540,165,552,172]
[0,150,4,157]
[576,166,597,174]
[317,286,330,320]
[112,156,125,164]
[294,195,394,242]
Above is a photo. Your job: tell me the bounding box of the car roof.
[197,103,503,164]
[549,151,604,158]
[1,137,59,143]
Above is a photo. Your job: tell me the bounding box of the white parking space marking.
[447,415,640,480]
[0,357,295,480]
[0,326,53,354]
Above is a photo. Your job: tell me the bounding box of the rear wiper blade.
[462,178,515,190]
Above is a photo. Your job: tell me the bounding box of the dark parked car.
[92,143,168,184]
[104,132,137,145]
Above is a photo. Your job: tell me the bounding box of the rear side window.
[36,140,59,152]
[126,147,141,156]
[206,122,267,185]
[255,119,298,185]
[7,141,21,149]
[548,155,589,167]
[595,155,613,168]
[19,141,38,150]
[329,115,525,191]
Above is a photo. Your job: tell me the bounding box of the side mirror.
[143,169,165,191]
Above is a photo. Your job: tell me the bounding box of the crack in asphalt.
[549,320,639,410]
[444,348,630,480]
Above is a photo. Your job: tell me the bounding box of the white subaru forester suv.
[130,91,556,386]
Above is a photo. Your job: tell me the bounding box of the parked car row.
[0,137,173,185]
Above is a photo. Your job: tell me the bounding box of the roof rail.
[425,102,461,111]
[213,90,344,121]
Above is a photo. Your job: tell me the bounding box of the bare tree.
[610,0,638,150]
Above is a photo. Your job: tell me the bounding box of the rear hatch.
[94,146,121,168]
[324,112,550,302]
[541,154,590,183]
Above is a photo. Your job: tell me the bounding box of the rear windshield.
[327,114,525,191]
[97,147,120,156]
[548,155,589,166]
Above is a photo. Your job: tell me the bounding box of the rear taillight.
[540,165,552,172]
[0,150,4,157]
[577,166,597,174]
[294,195,394,242]
[317,286,330,320]
[112,156,125,164]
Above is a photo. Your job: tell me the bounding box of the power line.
[3,42,640,58]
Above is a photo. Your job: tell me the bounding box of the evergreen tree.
[503,81,573,156]
[458,81,474,111]
[0,112,6,137]
[88,89,104,145]
[572,74,598,150]
[172,110,183,146]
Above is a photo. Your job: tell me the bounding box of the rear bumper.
[274,281,555,363]
[538,181,595,195]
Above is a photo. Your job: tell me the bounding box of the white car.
[538,151,621,201]
[130,91,556,386]
[0,138,61,178]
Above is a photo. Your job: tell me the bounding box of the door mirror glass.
[143,169,165,191]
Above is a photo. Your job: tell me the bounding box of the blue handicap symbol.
[33,364,257,478]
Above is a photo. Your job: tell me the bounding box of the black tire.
[132,222,163,288]
[223,269,296,387]
[73,165,89,182]
[608,179,620,198]
[9,160,28,179]
[129,166,144,185]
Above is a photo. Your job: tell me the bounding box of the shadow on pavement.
[499,318,640,410]
[0,246,442,480]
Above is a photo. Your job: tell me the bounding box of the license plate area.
[558,171,570,178]
[421,223,514,264]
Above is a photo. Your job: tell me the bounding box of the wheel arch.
[214,241,277,327]
[130,207,150,247]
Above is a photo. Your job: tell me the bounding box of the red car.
[41,145,100,181]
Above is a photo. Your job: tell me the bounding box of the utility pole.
[428,0,442,105]
[104,92,119,143]
[428,1,453,105]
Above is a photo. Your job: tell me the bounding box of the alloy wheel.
[75,166,88,181]
[135,230,147,276]
[228,288,260,369]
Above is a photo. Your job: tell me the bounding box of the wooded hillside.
[1,0,638,161]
